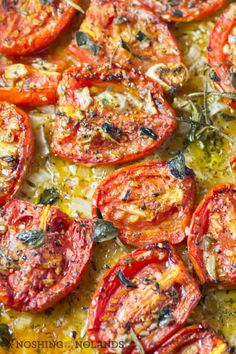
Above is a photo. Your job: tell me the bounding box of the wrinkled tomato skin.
[208,3,236,109]
[154,322,228,354]
[0,199,93,312]
[138,0,228,22]
[0,102,34,207]
[0,1,78,56]
[67,0,182,75]
[0,63,61,106]
[188,184,236,288]
[52,65,176,166]
[88,243,201,353]
[92,161,196,247]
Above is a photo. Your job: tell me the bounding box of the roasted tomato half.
[88,243,201,353]
[0,63,61,106]
[0,102,34,207]
[139,0,228,22]
[67,0,187,92]
[208,3,236,109]
[52,66,176,166]
[92,160,196,247]
[188,184,236,288]
[154,322,228,354]
[0,0,78,56]
[0,199,93,312]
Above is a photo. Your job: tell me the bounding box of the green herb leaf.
[92,219,118,243]
[130,328,145,354]
[139,127,157,140]
[168,151,193,179]
[17,229,45,248]
[232,72,236,90]
[219,112,236,122]
[117,270,138,289]
[0,324,12,348]
[101,122,122,140]
[136,31,150,42]
[120,39,141,60]
[39,188,60,205]
[2,0,8,10]
[158,306,175,327]
[75,31,99,56]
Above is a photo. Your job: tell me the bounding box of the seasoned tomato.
[0,102,34,207]
[0,62,61,106]
[67,0,187,92]
[92,160,196,247]
[139,0,228,22]
[154,322,228,354]
[87,243,201,353]
[0,0,78,56]
[51,65,176,166]
[188,184,236,288]
[208,3,236,109]
[0,199,93,312]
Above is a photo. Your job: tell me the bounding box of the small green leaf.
[39,188,60,205]
[92,219,118,243]
[219,112,236,122]
[136,31,150,42]
[232,72,236,90]
[2,0,8,10]
[168,151,193,179]
[17,229,45,248]
[117,270,138,289]
[139,127,157,140]
[101,122,122,141]
[0,324,12,348]
[158,306,175,327]
[75,31,99,56]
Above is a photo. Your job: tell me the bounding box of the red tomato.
[154,323,228,354]
[208,3,236,109]
[92,161,196,247]
[188,184,236,288]
[0,0,78,56]
[139,0,228,22]
[67,0,187,91]
[0,102,34,207]
[51,65,176,166]
[87,243,201,353]
[0,199,93,312]
[0,63,61,106]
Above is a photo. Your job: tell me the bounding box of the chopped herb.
[200,234,217,250]
[130,328,145,354]
[115,16,129,24]
[158,306,175,327]
[122,190,131,202]
[92,219,118,243]
[209,70,220,82]
[39,188,60,205]
[168,151,193,179]
[65,0,85,13]
[219,112,236,122]
[96,207,103,219]
[139,127,157,140]
[0,324,12,348]
[120,39,141,60]
[232,73,236,90]
[101,122,122,140]
[117,270,138,289]
[136,31,150,42]
[17,229,45,248]
[75,31,99,56]
[2,0,8,10]
[173,9,183,17]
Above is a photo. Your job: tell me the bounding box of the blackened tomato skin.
[0,199,93,312]
[0,102,34,207]
[92,161,196,247]
[88,243,201,353]
[188,183,236,288]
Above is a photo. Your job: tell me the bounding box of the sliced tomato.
[188,184,236,288]
[0,0,78,56]
[87,243,201,353]
[92,161,196,247]
[0,62,61,106]
[155,322,228,354]
[208,3,236,109]
[139,0,228,22]
[67,0,187,91]
[0,199,93,312]
[0,102,34,207]
[51,65,176,166]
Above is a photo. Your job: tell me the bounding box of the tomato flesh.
[188,184,236,288]
[88,243,201,353]
[0,0,78,56]
[208,3,236,109]
[0,199,93,312]
[52,66,176,166]
[92,161,196,247]
[155,323,228,354]
[139,0,228,22]
[0,102,34,207]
